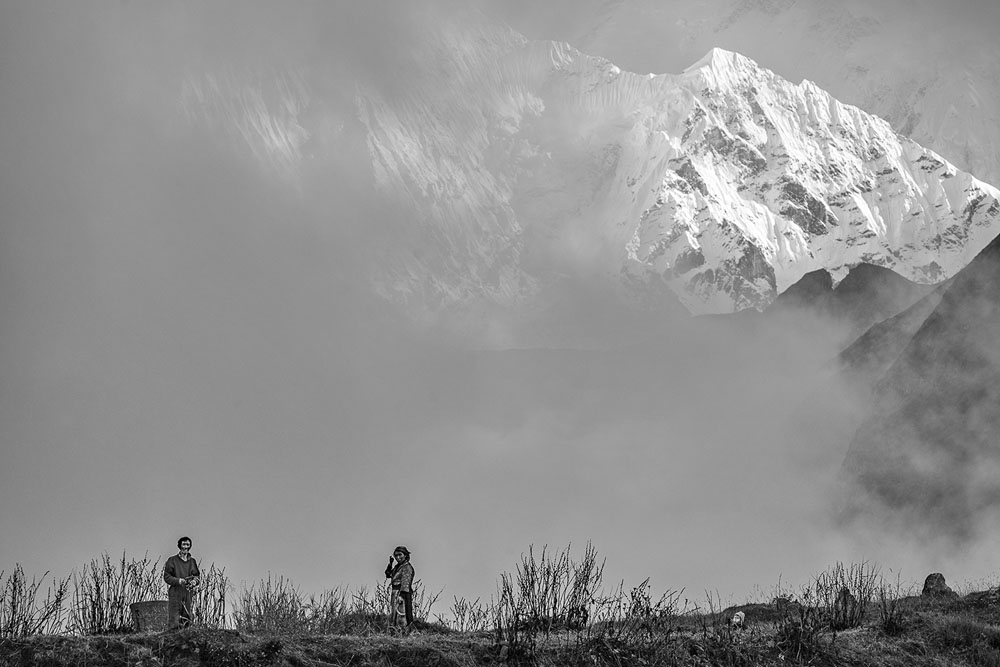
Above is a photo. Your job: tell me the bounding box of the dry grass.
[234,573,444,637]
[3,546,1000,666]
[0,565,69,638]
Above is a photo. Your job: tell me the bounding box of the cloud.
[4,0,997,607]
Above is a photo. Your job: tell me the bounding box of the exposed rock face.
[922,573,958,599]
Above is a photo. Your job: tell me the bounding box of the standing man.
[163,536,200,630]
[384,546,415,630]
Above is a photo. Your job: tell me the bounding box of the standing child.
[384,546,415,630]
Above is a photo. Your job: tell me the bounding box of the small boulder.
[832,587,860,628]
[835,587,858,611]
[921,573,958,599]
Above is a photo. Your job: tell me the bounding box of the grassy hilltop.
[3,545,1000,666]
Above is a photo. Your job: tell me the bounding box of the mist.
[1,1,995,612]
[837,237,1000,556]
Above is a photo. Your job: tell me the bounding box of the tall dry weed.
[443,596,490,633]
[876,570,911,636]
[814,561,880,630]
[0,565,70,637]
[189,563,229,629]
[492,542,605,658]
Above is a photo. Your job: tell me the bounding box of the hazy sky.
[2,0,998,617]
[489,0,1000,81]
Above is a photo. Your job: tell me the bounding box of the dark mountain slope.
[841,233,1000,538]
[836,282,950,386]
[768,264,935,344]
[775,281,948,473]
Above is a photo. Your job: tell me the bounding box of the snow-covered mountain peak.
[683,47,759,81]
[182,27,1000,339]
[617,46,1000,312]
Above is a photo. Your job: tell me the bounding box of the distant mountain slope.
[836,283,949,386]
[772,278,947,476]
[841,232,1000,537]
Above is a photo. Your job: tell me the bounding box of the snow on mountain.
[182,19,1000,328]
[618,47,1000,313]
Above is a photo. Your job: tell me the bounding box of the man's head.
[177,536,192,551]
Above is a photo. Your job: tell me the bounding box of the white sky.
[2,0,998,615]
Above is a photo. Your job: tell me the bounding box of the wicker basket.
[130,600,169,632]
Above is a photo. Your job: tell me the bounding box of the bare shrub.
[773,583,828,663]
[492,542,604,656]
[443,596,490,633]
[0,565,70,637]
[301,586,370,634]
[189,563,229,629]
[590,578,685,645]
[288,584,385,635]
[348,583,385,619]
[69,552,165,635]
[233,574,304,635]
[494,566,536,656]
[814,561,880,630]
[877,571,910,636]
[410,580,442,623]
